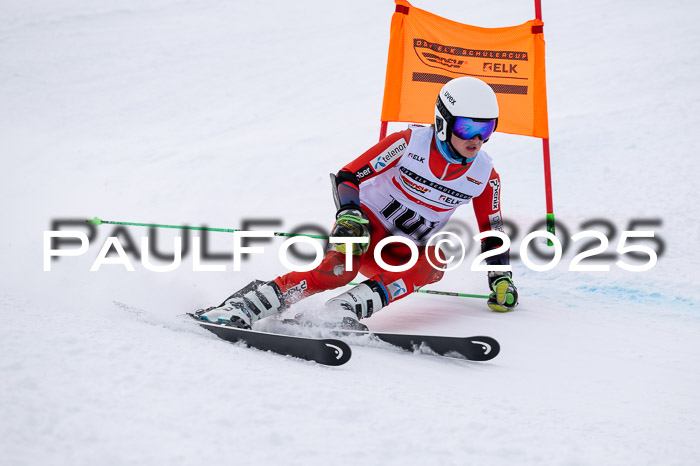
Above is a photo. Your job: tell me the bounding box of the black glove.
[328,208,370,255]
[487,271,518,312]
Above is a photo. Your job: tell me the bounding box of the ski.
[188,314,352,366]
[335,329,500,362]
[277,316,499,361]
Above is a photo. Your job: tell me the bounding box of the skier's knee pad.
[409,246,445,286]
[319,250,361,286]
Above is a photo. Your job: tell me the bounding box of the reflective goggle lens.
[452,117,496,140]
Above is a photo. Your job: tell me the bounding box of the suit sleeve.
[334,129,412,211]
[472,167,509,266]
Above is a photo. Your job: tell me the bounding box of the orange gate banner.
[381,0,549,138]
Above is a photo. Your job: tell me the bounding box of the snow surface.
[2,0,699,464]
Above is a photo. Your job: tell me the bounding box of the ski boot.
[195,280,286,329]
[487,271,518,312]
[323,280,389,331]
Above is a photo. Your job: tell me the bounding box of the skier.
[195,76,518,330]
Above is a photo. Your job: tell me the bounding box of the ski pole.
[412,289,489,299]
[87,217,488,299]
[86,216,330,240]
[348,283,488,299]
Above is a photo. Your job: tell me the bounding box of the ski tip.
[467,336,500,361]
[322,339,352,366]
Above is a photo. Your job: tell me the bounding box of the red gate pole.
[542,137,555,238]
[535,0,556,238]
[379,120,388,140]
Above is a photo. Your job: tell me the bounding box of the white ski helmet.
[434,77,499,143]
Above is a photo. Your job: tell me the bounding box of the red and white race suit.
[274,125,506,306]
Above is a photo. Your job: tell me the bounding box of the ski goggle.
[452,117,497,141]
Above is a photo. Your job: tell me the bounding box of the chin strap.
[435,133,477,165]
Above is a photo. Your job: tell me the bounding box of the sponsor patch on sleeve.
[354,164,374,180]
[372,138,407,172]
[488,213,504,232]
[489,179,500,210]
